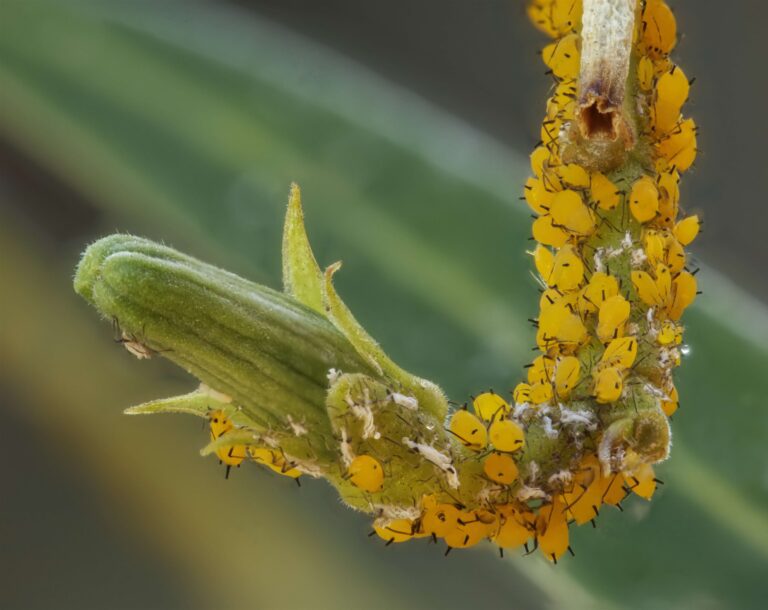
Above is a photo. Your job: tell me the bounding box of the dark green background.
[1,1,766,609]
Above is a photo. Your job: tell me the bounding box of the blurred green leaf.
[1,0,767,607]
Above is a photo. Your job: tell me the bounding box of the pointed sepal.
[282,183,324,313]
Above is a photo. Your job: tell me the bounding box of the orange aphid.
[550,190,597,236]
[653,66,690,134]
[483,452,520,485]
[629,176,660,223]
[597,295,631,342]
[536,497,570,562]
[533,215,571,247]
[493,505,535,550]
[624,463,657,500]
[641,0,677,57]
[590,172,621,211]
[656,119,698,172]
[542,33,581,80]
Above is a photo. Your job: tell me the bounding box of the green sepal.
[322,262,448,419]
[124,389,218,418]
[281,183,324,313]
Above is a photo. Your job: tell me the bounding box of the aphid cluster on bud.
[118,0,699,566]
[207,0,697,564]
[208,409,302,480]
[475,0,698,561]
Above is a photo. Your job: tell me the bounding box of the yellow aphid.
[273,458,301,479]
[524,177,555,215]
[674,215,700,246]
[629,176,659,223]
[643,230,666,267]
[641,0,677,57]
[473,392,511,422]
[653,66,690,134]
[489,420,525,452]
[209,409,232,440]
[632,270,662,307]
[250,448,302,479]
[532,215,570,247]
[528,356,555,384]
[374,519,415,544]
[444,510,495,549]
[600,472,628,506]
[637,56,655,91]
[208,410,248,474]
[597,295,630,342]
[665,237,686,273]
[493,505,534,550]
[600,336,638,370]
[590,172,621,210]
[348,455,384,493]
[669,271,697,320]
[655,264,673,304]
[483,452,520,485]
[528,355,556,385]
[536,498,570,563]
[421,503,460,538]
[550,83,577,121]
[527,1,560,37]
[542,33,580,80]
[541,164,564,192]
[249,447,275,464]
[550,190,596,236]
[557,164,590,189]
[528,0,582,38]
[657,320,682,346]
[533,244,555,283]
[555,356,581,398]
[594,366,623,403]
[541,117,564,149]
[656,118,697,172]
[548,0,583,35]
[550,245,585,291]
[645,229,686,274]
[540,288,579,313]
[662,384,679,416]
[624,463,657,500]
[551,80,577,105]
[513,382,533,404]
[631,264,673,307]
[449,409,488,451]
[529,381,555,405]
[538,302,588,352]
[580,272,619,313]
[657,170,680,226]
[563,456,602,524]
[530,145,551,177]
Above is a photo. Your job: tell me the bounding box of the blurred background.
[1,0,767,608]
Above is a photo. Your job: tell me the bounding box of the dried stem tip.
[578,0,636,144]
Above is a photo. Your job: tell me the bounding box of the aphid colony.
[120,0,699,565]
[497,0,694,559]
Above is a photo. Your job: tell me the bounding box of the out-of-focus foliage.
[1,0,766,608]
